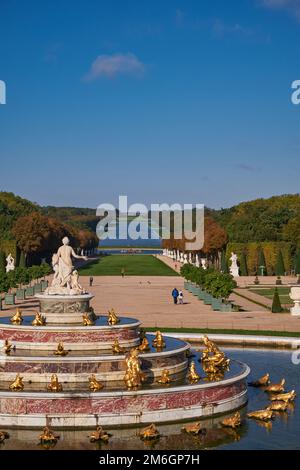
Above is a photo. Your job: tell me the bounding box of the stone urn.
[290,286,300,316]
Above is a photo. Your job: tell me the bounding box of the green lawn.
[79,255,178,276]
[250,287,291,305]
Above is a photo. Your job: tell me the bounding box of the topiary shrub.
[271,288,283,313]
[295,250,300,276]
[0,251,6,275]
[258,248,267,276]
[221,251,228,273]
[240,252,248,276]
[18,251,26,268]
[275,250,285,276]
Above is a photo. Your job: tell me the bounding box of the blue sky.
[0,0,299,209]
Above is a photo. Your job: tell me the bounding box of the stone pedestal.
[290,286,300,316]
[35,293,94,324]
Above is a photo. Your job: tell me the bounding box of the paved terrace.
[1,269,300,333]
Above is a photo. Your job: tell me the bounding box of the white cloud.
[212,19,253,38]
[261,0,300,19]
[83,53,145,81]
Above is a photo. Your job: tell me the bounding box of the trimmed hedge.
[180,264,236,300]
[0,240,17,258]
[0,263,52,294]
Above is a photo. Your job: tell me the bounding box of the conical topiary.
[275,250,285,276]
[258,248,267,276]
[0,251,6,274]
[295,250,300,276]
[240,252,248,276]
[271,288,282,313]
[220,251,228,273]
[19,251,26,268]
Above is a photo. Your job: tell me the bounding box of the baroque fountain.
[0,237,250,430]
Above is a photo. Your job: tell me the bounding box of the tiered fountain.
[0,237,249,429]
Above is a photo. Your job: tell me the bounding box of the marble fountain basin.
[0,314,250,428]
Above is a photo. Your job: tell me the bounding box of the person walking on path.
[178,290,183,304]
[89,276,93,287]
[121,267,125,278]
[172,287,179,305]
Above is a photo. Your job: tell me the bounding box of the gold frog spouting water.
[39,427,60,447]
[47,374,63,392]
[3,339,13,355]
[88,374,103,392]
[182,422,202,435]
[157,369,171,385]
[54,342,68,356]
[112,339,125,354]
[0,431,10,443]
[31,312,46,326]
[140,424,160,440]
[247,409,274,421]
[107,308,120,325]
[221,412,241,429]
[249,373,270,387]
[10,309,23,325]
[9,374,24,391]
[270,390,296,402]
[89,426,111,443]
[267,401,288,412]
[264,378,285,393]
[124,348,146,390]
[138,337,150,352]
[82,313,95,326]
[152,331,166,350]
[201,335,230,371]
[187,362,201,383]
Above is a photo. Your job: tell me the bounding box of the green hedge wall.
[0,240,17,258]
[226,242,293,275]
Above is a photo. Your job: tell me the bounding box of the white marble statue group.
[45,237,88,296]
[229,252,239,277]
[5,253,15,273]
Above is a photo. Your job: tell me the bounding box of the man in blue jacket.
[172,287,179,305]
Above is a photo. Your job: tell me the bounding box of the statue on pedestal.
[229,252,239,277]
[45,237,88,295]
[201,258,207,270]
[6,253,15,273]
